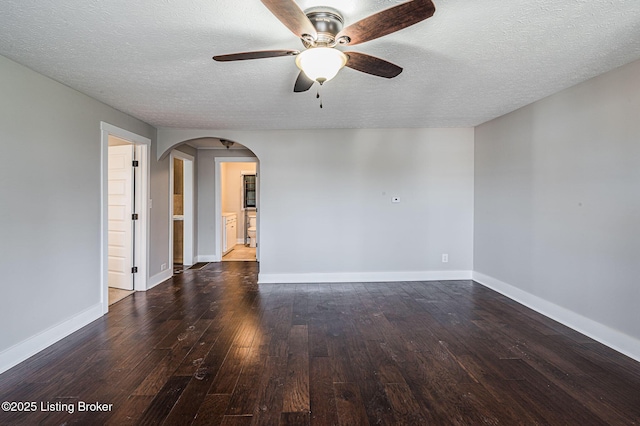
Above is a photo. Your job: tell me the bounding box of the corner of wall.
[472,271,640,363]
[0,304,103,375]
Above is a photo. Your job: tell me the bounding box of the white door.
[108,145,134,290]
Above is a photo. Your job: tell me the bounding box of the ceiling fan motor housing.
[302,7,344,47]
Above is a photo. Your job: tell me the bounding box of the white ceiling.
[1,0,639,130]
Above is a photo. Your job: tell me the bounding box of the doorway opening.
[170,150,194,274]
[215,158,259,262]
[100,122,150,313]
[107,139,136,304]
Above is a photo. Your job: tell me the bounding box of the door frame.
[170,150,195,269]
[100,122,150,314]
[214,157,259,262]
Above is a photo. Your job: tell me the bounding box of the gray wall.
[0,55,158,354]
[188,128,475,278]
[149,141,170,277]
[474,59,640,343]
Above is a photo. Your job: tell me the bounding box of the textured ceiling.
[1,0,639,130]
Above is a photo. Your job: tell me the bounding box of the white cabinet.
[226,216,236,253]
[222,213,237,255]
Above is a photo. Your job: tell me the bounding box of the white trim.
[472,271,640,363]
[170,151,195,268]
[148,269,173,290]
[215,157,258,263]
[100,122,151,315]
[133,144,149,292]
[258,270,472,284]
[101,123,150,146]
[255,163,260,262]
[195,255,217,262]
[0,304,102,374]
[183,158,194,265]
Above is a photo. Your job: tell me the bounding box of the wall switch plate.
[161,263,167,271]
[442,254,449,263]
[392,197,400,203]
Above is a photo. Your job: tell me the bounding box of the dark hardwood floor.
[1,262,639,425]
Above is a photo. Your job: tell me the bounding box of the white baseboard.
[0,303,103,375]
[236,238,245,244]
[258,270,472,284]
[147,269,172,290]
[472,271,640,363]
[195,255,218,263]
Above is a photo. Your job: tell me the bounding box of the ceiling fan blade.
[260,0,317,39]
[213,50,299,62]
[337,0,435,46]
[294,71,314,92]
[345,52,403,78]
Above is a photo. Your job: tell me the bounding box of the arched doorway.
[166,138,260,266]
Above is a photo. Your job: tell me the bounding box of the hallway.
[0,262,639,424]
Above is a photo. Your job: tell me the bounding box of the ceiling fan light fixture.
[295,47,347,84]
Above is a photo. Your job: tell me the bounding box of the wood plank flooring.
[1,262,639,425]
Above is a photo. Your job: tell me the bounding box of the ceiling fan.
[213,0,436,93]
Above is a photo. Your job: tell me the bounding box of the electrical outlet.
[441,254,449,263]
[161,263,167,271]
[392,197,400,203]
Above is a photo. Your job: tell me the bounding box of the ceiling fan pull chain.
[317,86,323,108]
